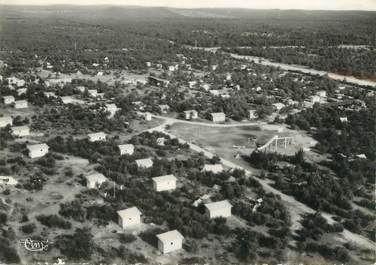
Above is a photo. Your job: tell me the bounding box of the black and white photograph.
[0,0,375,264]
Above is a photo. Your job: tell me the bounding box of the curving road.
[146,116,375,251]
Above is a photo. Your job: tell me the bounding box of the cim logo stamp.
[20,238,50,252]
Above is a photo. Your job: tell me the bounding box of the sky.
[1,0,376,11]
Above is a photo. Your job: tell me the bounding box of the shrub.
[36,214,71,229]
[20,223,36,234]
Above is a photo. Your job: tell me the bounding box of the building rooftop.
[86,173,107,183]
[205,200,232,212]
[27,143,49,152]
[152,174,177,183]
[117,207,142,218]
[156,230,184,242]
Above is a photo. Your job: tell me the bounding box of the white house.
[61,96,74,104]
[188,81,197,88]
[43,92,57,98]
[248,110,258,120]
[156,230,184,254]
[105,104,119,118]
[156,137,165,146]
[158,104,170,114]
[0,176,18,186]
[204,200,232,219]
[118,144,134,156]
[340,117,348,123]
[144,112,152,121]
[14,100,28,109]
[135,158,153,169]
[146,62,152,67]
[272,103,285,111]
[316,90,327,98]
[3,96,15,105]
[209,90,220,96]
[85,173,107,189]
[202,164,224,174]
[117,207,142,229]
[0,116,12,127]
[27,143,49,158]
[11,125,30,137]
[184,110,198,120]
[210,112,226,123]
[7,77,25,87]
[17,88,27,96]
[88,132,106,142]
[87,89,98,97]
[152,174,177,192]
[76,86,86,93]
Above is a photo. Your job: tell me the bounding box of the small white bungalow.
[87,89,98,97]
[11,125,30,137]
[118,144,134,156]
[0,176,18,186]
[14,100,28,109]
[135,158,153,169]
[210,112,226,123]
[184,110,198,120]
[117,207,142,229]
[88,132,107,142]
[43,92,57,98]
[27,143,49,158]
[0,116,12,127]
[76,86,86,93]
[156,137,165,146]
[202,164,224,174]
[272,103,285,111]
[17,88,27,96]
[61,96,74,104]
[144,112,152,121]
[3,96,15,105]
[152,174,177,192]
[204,200,232,219]
[85,173,107,189]
[340,117,348,123]
[105,104,119,118]
[158,104,170,114]
[316,90,327,98]
[249,110,258,120]
[209,90,220,96]
[156,230,184,254]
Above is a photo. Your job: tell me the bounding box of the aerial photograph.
[0,0,375,264]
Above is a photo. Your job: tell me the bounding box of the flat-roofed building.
[210,112,225,123]
[152,174,177,192]
[0,116,12,128]
[156,230,184,254]
[202,164,224,174]
[184,110,198,120]
[118,144,134,156]
[117,207,142,229]
[27,143,49,158]
[14,100,28,109]
[88,132,106,142]
[135,158,153,169]
[204,200,232,219]
[3,96,15,105]
[85,173,107,189]
[11,125,30,137]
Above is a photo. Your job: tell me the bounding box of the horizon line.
[1,4,376,11]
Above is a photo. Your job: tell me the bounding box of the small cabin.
[135,158,153,169]
[43,92,57,98]
[3,96,15,105]
[158,104,170,114]
[87,89,98,97]
[204,200,232,219]
[156,230,184,254]
[11,126,30,137]
[27,143,49,158]
[144,112,152,121]
[118,144,134,156]
[14,100,28,109]
[202,164,224,174]
[88,132,106,142]
[184,110,198,120]
[248,110,258,120]
[117,207,142,229]
[210,112,225,123]
[105,103,119,118]
[0,116,13,128]
[61,96,74,104]
[0,176,18,186]
[85,173,107,189]
[152,174,177,192]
